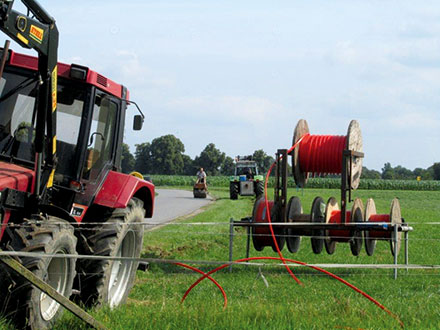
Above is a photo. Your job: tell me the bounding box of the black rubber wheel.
[78,198,145,308]
[0,218,77,329]
[270,204,286,253]
[286,196,301,253]
[229,182,238,200]
[349,199,364,256]
[325,238,336,255]
[310,196,325,254]
[255,181,264,199]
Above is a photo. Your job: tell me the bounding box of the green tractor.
[229,156,264,200]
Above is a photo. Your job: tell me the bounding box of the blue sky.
[2,1,440,171]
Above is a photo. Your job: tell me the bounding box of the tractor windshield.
[235,162,259,176]
[0,69,86,181]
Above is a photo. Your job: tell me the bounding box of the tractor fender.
[93,171,155,218]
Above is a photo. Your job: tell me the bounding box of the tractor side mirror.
[133,115,143,130]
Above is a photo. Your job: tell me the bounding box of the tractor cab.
[0,50,147,219]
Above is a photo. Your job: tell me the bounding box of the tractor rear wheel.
[255,181,264,198]
[78,198,145,308]
[0,218,77,329]
[229,182,238,200]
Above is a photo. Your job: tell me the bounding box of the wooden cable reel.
[364,198,402,257]
[292,119,363,189]
[324,197,364,256]
[285,196,326,254]
[251,197,286,252]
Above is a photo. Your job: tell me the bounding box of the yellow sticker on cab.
[52,66,57,111]
[29,25,44,44]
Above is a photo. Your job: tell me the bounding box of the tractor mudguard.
[0,162,35,192]
[93,171,155,217]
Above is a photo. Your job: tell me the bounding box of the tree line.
[121,134,440,180]
[121,134,275,176]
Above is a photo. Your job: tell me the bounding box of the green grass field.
[2,187,440,329]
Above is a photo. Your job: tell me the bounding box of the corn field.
[147,175,440,191]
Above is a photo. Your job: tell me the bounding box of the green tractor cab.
[229,156,264,200]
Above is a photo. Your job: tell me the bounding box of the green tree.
[121,143,135,174]
[134,142,151,174]
[252,149,275,175]
[433,162,440,180]
[182,154,195,175]
[149,134,185,174]
[381,162,395,180]
[413,167,433,180]
[221,156,235,175]
[361,166,381,179]
[194,143,225,175]
[393,165,414,180]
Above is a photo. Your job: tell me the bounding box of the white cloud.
[166,96,285,127]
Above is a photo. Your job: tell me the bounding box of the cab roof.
[6,49,127,100]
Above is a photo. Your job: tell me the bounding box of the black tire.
[325,238,336,255]
[310,196,325,254]
[286,197,301,253]
[270,204,286,253]
[78,198,145,308]
[0,218,77,329]
[229,182,238,200]
[255,181,264,199]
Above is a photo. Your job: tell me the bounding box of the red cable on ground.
[181,256,403,328]
[299,134,346,174]
[174,262,227,308]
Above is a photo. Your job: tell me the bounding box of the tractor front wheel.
[229,182,238,200]
[79,198,145,308]
[1,218,77,329]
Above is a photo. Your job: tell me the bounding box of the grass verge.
[2,187,440,329]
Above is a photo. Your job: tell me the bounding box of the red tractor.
[0,1,154,328]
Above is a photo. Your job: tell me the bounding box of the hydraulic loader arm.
[0,0,59,200]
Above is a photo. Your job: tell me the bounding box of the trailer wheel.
[229,182,238,200]
[255,181,264,198]
[79,198,144,308]
[1,218,77,329]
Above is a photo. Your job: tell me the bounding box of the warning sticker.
[29,25,44,44]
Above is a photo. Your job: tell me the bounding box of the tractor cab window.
[53,81,86,184]
[0,71,38,162]
[82,93,117,182]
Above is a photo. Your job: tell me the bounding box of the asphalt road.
[145,189,212,229]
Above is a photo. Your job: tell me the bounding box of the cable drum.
[364,198,402,257]
[251,197,286,252]
[324,197,364,256]
[292,119,363,189]
[285,196,326,254]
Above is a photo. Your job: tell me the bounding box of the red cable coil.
[328,210,352,242]
[299,135,347,174]
[368,214,392,239]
